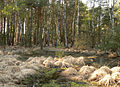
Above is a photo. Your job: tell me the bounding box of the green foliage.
[22,67,90,87]
[73,38,91,50]
[55,51,64,58]
[99,26,120,55]
[55,43,64,58]
[22,68,60,86]
[71,82,89,87]
[1,3,17,16]
[42,80,59,87]
[42,81,89,87]
[25,0,49,8]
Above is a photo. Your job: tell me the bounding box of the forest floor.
[0,46,120,87]
[18,46,120,68]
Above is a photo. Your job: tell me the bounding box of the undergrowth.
[21,68,90,87]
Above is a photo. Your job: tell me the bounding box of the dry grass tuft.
[88,69,108,81]
[78,66,96,80]
[54,61,62,68]
[98,74,115,87]
[112,72,120,82]
[21,69,36,76]
[61,61,72,68]
[4,66,21,74]
[66,75,83,82]
[75,56,85,67]
[43,59,55,68]
[60,67,78,76]
[62,56,76,65]
[111,67,120,73]
[26,57,46,64]
[99,66,112,74]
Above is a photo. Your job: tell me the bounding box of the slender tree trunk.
[10,16,13,45]
[18,12,22,44]
[48,29,50,46]
[64,1,68,47]
[0,15,2,34]
[71,0,77,47]
[12,14,15,46]
[56,1,60,46]
[36,13,40,45]
[3,17,6,45]
[7,17,10,45]
[51,0,55,46]
[98,1,102,44]
[91,0,95,48]
[111,0,115,34]
[0,13,2,44]
[76,0,80,38]
[21,17,24,45]
[29,7,32,47]
[39,8,43,50]
[107,0,112,29]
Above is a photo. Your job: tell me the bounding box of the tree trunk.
[111,0,115,34]
[7,17,10,45]
[29,7,32,47]
[98,1,102,44]
[39,9,43,50]
[56,1,60,46]
[48,29,50,46]
[76,0,80,38]
[21,17,24,45]
[64,1,68,47]
[36,13,40,45]
[3,17,6,45]
[91,0,95,48]
[71,0,77,47]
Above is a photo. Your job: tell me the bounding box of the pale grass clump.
[43,57,56,68]
[54,58,72,68]
[20,63,41,70]
[99,66,112,74]
[21,68,37,76]
[43,60,55,68]
[60,67,78,76]
[111,67,120,73]
[98,74,115,87]
[112,72,120,82]
[4,66,21,74]
[66,75,83,82]
[54,61,62,68]
[46,56,54,61]
[0,50,4,55]
[89,66,111,81]
[75,56,85,66]
[1,58,20,66]
[89,69,108,81]
[78,66,96,79]
[62,56,76,65]
[26,57,46,64]
[61,61,72,68]
[62,56,85,67]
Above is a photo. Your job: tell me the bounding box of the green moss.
[21,68,61,86]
